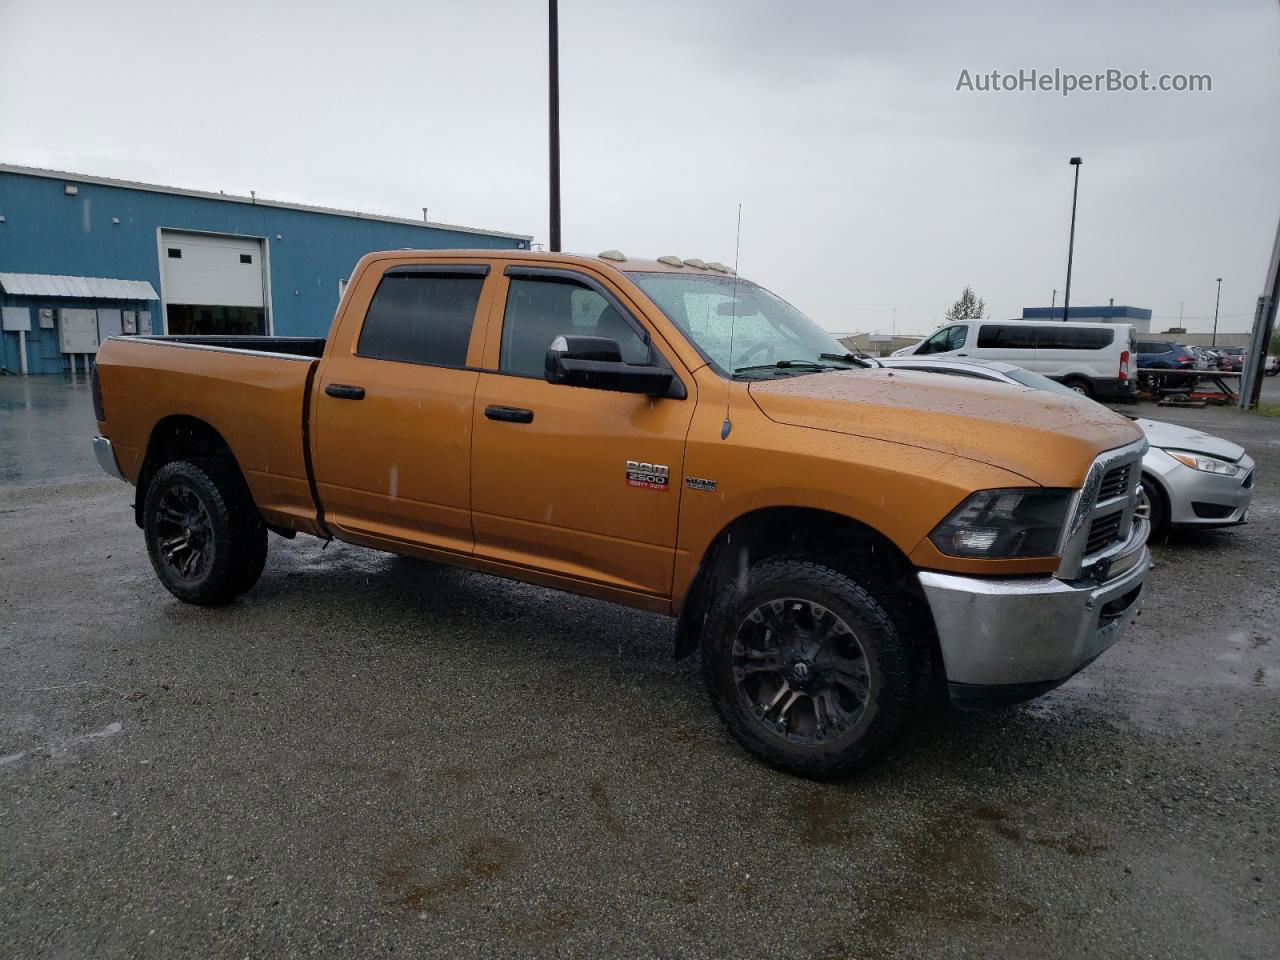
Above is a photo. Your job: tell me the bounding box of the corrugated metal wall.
[0,169,528,374]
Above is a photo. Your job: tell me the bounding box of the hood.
[1135,418,1245,461]
[748,369,1142,487]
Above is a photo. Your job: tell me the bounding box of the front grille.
[1098,463,1131,501]
[1085,511,1124,554]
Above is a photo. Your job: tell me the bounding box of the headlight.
[1165,450,1240,476]
[929,489,1071,559]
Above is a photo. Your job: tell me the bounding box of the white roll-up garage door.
[160,231,266,334]
[161,231,264,307]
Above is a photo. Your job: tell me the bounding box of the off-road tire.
[700,558,915,779]
[143,459,266,605]
[193,459,269,598]
[195,458,268,598]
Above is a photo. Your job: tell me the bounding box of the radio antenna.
[721,202,742,440]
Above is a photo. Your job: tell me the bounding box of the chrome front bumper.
[93,436,125,482]
[919,517,1150,707]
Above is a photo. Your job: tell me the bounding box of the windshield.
[626,272,857,377]
[1003,366,1092,400]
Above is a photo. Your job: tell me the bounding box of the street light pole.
[1211,277,1222,346]
[1061,156,1083,321]
[548,0,562,252]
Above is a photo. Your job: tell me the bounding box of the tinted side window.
[1082,328,1115,349]
[977,324,1036,349]
[1036,326,1114,350]
[357,272,485,367]
[1039,326,1077,349]
[500,277,650,378]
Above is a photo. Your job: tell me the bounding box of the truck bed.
[94,335,323,536]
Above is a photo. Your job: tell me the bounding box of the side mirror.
[544,335,685,398]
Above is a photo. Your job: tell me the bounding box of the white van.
[892,320,1137,399]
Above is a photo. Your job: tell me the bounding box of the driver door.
[470,265,695,598]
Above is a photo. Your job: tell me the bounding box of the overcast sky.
[2,0,1277,335]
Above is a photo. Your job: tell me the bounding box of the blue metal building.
[1021,304,1152,333]
[0,164,530,374]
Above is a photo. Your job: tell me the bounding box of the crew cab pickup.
[92,250,1151,777]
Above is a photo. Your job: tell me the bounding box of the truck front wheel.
[143,459,266,605]
[700,559,915,779]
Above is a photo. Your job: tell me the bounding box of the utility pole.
[1239,216,1280,410]
[1062,157,1082,321]
[548,0,562,252]
[1211,277,1222,345]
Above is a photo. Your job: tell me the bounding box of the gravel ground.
[1,378,1277,959]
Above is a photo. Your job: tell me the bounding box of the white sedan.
[878,357,1256,535]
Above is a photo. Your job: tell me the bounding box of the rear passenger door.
[312,263,494,554]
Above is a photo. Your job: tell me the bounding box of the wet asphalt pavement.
[1,376,1277,959]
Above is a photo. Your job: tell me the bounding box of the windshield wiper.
[819,352,878,369]
[733,359,833,375]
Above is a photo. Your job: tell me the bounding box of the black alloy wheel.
[732,597,871,745]
[153,484,215,582]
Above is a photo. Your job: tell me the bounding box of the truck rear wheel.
[700,558,914,779]
[143,459,267,605]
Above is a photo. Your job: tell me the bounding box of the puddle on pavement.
[793,792,1109,957]
[377,833,523,915]
[1217,631,1278,689]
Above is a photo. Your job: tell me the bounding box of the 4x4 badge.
[626,461,669,491]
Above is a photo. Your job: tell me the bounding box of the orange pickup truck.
[92,249,1150,777]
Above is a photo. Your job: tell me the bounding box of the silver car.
[878,357,1255,534]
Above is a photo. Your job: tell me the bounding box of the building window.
[167,248,182,259]
[240,253,253,264]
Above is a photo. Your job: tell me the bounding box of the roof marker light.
[684,258,708,269]
[657,255,685,267]
[706,261,730,273]
[598,249,627,261]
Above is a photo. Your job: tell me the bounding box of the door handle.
[324,383,365,400]
[485,405,534,424]
[957,353,969,357]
